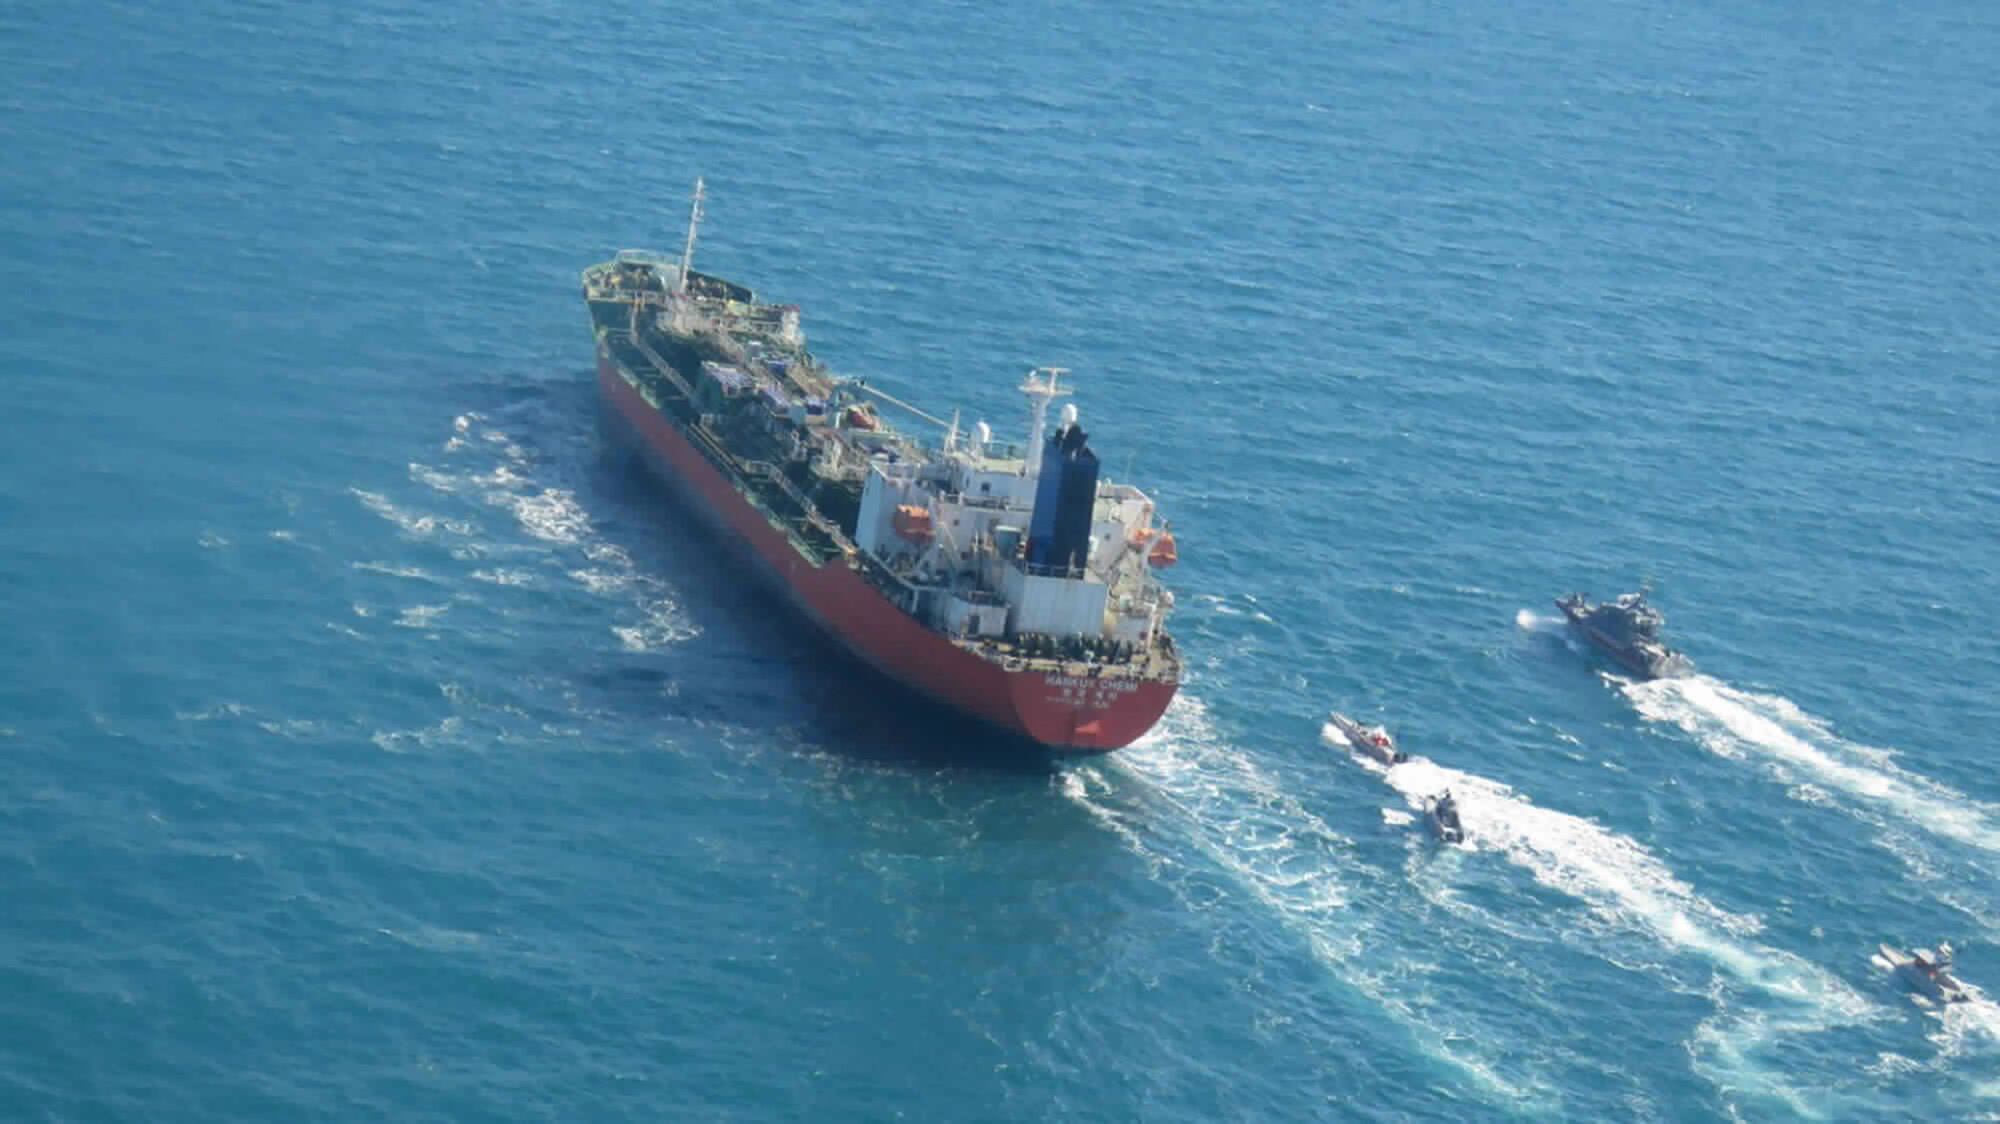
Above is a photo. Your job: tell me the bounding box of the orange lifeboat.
[892,504,935,544]
[1126,526,1159,548]
[1146,530,1178,568]
[844,405,878,431]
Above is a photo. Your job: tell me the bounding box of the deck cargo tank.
[581,180,1183,752]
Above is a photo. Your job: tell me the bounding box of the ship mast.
[1020,366,1071,480]
[675,177,706,294]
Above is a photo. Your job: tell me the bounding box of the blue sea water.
[4,0,1998,1118]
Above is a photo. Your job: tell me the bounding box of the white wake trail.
[1064,697,1543,1105]
[1626,676,2000,855]
[1929,989,2000,1059]
[1333,726,1880,1116]
[1361,743,1796,986]
[1112,698,1354,937]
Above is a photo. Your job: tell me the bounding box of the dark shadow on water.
[500,372,1062,777]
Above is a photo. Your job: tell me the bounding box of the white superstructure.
[849,373,1177,649]
[585,180,1179,662]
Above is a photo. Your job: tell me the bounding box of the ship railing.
[971,641,1180,683]
[738,460,854,550]
[619,332,772,494]
[626,315,699,403]
[1021,561,1089,580]
[974,441,1026,462]
[610,324,855,569]
[585,281,673,306]
[937,492,1018,513]
[729,464,841,565]
[855,549,925,596]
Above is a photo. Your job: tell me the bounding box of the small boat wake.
[1930,991,2000,1059]
[1362,749,1788,983]
[1514,608,1567,635]
[1625,676,2000,860]
[1515,607,1594,664]
[1064,697,1548,1106]
[1069,699,1888,1114]
[1866,947,2000,1066]
[1335,730,1878,1115]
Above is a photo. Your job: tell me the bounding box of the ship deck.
[604,326,852,567]
[950,636,1181,683]
[591,276,1182,690]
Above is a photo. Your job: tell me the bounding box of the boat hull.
[1330,714,1405,765]
[1554,601,1689,680]
[595,340,1177,753]
[1879,945,1970,1004]
[1422,796,1466,843]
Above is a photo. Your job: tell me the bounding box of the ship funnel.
[973,420,991,453]
[1026,421,1100,574]
[1060,403,1078,428]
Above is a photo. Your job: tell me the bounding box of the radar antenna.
[1020,366,1072,480]
[675,177,706,294]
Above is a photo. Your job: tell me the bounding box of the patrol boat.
[1554,590,1693,680]
[1330,712,1406,765]
[1425,790,1466,844]
[1879,942,1970,1005]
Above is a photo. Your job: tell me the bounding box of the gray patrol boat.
[1879,942,1970,1005]
[1424,790,1466,844]
[1554,590,1693,680]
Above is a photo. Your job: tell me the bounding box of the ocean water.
[4,0,1997,1119]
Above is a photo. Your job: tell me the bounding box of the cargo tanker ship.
[581,180,1182,752]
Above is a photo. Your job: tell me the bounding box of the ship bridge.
[848,396,1172,653]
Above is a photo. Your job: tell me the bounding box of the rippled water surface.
[4,1,1998,1119]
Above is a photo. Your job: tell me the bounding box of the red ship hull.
[596,344,1177,753]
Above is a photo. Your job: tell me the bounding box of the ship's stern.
[1003,667,1179,753]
